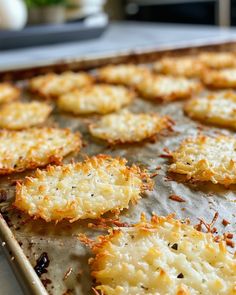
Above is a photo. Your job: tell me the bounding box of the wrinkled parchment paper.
[1,81,236,295]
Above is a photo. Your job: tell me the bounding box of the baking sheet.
[0,45,236,295]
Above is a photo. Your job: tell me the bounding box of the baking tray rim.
[1,38,236,295]
[1,36,236,74]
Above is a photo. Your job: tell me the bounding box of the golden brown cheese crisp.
[169,135,236,185]
[0,83,20,104]
[0,101,52,130]
[29,71,93,98]
[97,64,152,87]
[57,84,134,115]
[184,91,236,129]
[153,56,205,78]
[0,128,81,174]
[14,155,153,222]
[85,214,236,295]
[202,68,236,88]
[198,52,236,69]
[136,75,201,102]
[89,110,171,144]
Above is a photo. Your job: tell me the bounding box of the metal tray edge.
[1,36,236,79]
[0,215,48,295]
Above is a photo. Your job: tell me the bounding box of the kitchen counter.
[2,21,236,70]
[1,21,236,294]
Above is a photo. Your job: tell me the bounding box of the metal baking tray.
[0,40,236,295]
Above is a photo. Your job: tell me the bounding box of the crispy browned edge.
[79,213,230,295]
[201,68,236,89]
[198,51,236,69]
[183,93,236,130]
[153,57,206,78]
[28,72,95,100]
[167,134,236,186]
[96,65,203,102]
[137,79,203,102]
[0,82,21,103]
[97,63,202,102]
[0,102,54,130]
[0,128,82,175]
[13,154,154,222]
[88,115,175,145]
[57,83,136,115]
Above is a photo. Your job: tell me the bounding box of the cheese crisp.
[136,75,201,102]
[0,102,52,130]
[57,84,134,115]
[89,110,171,144]
[14,155,153,222]
[202,68,236,88]
[184,91,236,129]
[0,83,20,104]
[198,52,236,69]
[97,64,151,87]
[0,128,81,174]
[29,71,93,98]
[169,135,236,185]
[86,214,236,295]
[153,56,204,78]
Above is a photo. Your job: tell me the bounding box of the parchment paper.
[1,82,236,295]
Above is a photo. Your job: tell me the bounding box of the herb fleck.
[171,243,178,250]
[177,273,184,279]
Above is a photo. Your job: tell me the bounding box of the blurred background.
[107,0,231,27]
[0,0,232,29]
[0,0,233,50]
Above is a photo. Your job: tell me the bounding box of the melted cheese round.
[0,83,20,104]
[57,84,134,115]
[154,56,204,78]
[89,215,236,295]
[185,91,236,129]
[14,155,153,222]
[169,135,236,185]
[0,128,81,174]
[89,110,171,144]
[202,68,236,88]
[136,75,201,102]
[97,64,151,87]
[29,71,93,98]
[198,52,236,69]
[0,101,52,130]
